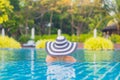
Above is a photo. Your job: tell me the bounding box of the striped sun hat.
[45,36,78,56]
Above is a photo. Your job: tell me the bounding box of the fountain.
[1,28,5,37]
[93,28,97,38]
[22,27,35,47]
[31,27,35,40]
[58,29,61,36]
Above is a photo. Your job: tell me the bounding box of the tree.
[39,0,72,35]
[103,0,120,34]
[0,0,13,24]
[67,0,106,36]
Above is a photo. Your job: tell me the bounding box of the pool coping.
[21,43,120,49]
[78,43,120,49]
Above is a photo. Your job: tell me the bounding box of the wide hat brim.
[45,41,78,56]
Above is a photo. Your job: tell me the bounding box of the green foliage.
[3,14,20,30]
[116,0,120,12]
[17,33,116,45]
[70,34,92,42]
[36,33,93,49]
[71,34,78,42]
[34,35,42,42]
[38,34,92,42]
[79,34,92,42]
[34,34,93,43]
[10,0,20,11]
[0,0,111,39]
[62,34,71,40]
[84,37,114,50]
[88,14,105,32]
[109,34,120,44]
[18,35,30,43]
[42,34,57,39]
[103,0,120,22]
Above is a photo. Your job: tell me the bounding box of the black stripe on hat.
[53,42,69,49]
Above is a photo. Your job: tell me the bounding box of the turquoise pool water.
[0,48,120,80]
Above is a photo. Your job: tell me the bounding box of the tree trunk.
[25,22,28,35]
[60,20,63,30]
[48,12,53,35]
[76,27,80,36]
[19,27,23,35]
[71,15,74,35]
[39,13,44,35]
[118,22,120,35]
[76,23,83,36]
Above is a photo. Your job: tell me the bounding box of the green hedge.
[18,35,31,43]
[36,34,92,42]
[18,34,94,43]
[109,34,120,44]
[79,34,93,42]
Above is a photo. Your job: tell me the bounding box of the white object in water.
[23,40,35,47]
[93,28,97,38]
[58,29,61,36]
[31,28,35,40]
[2,28,5,37]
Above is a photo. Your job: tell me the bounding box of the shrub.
[79,34,92,42]
[69,34,92,42]
[18,35,30,43]
[34,35,42,42]
[40,34,57,40]
[70,34,78,42]
[109,34,120,44]
[62,34,71,41]
[0,36,21,48]
[36,39,55,48]
[84,37,114,50]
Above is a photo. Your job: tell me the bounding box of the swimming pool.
[0,48,120,80]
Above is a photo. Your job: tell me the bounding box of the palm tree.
[103,0,120,34]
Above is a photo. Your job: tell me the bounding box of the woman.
[45,30,78,63]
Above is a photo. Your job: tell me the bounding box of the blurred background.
[0,0,120,43]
